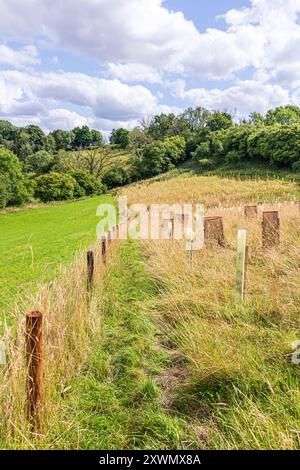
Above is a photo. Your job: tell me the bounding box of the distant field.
[123,173,300,207]
[0,195,113,319]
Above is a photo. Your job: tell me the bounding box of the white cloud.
[1,0,300,128]
[173,78,292,117]
[41,108,89,131]
[106,63,162,84]
[0,0,276,79]
[0,69,181,130]
[0,44,39,68]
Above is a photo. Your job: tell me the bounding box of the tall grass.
[141,202,300,449]
[0,236,119,449]
[122,174,299,209]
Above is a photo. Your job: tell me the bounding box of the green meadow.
[0,195,113,318]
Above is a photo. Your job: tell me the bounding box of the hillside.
[1,171,299,450]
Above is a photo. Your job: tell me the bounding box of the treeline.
[1,104,300,208]
[129,105,300,176]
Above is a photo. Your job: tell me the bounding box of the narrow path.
[51,240,202,450]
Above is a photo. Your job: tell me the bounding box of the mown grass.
[47,240,197,450]
[0,195,113,320]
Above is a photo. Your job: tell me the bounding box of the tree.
[110,128,130,149]
[25,150,53,175]
[0,148,31,207]
[0,120,18,149]
[147,113,188,140]
[132,141,174,179]
[180,107,211,132]
[71,126,92,149]
[50,129,73,151]
[206,111,233,132]
[34,172,77,202]
[90,129,104,147]
[25,125,46,152]
[265,105,300,125]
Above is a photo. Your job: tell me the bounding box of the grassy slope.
[0,195,113,316]
[49,240,197,450]
[123,171,300,450]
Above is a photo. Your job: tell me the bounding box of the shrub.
[34,172,77,202]
[198,159,215,171]
[292,160,300,172]
[70,169,106,196]
[102,167,128,189]
[248,124,300,167]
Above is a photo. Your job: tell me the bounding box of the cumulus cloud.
[172,78,292,117]
[1,0,300,129]
[0,69,181,130]
[0,0,277,79]
[106,63,162,84]
[0,44,39,68]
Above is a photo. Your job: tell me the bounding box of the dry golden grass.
[119,172,300,449]
[0,236,119,449]
[122,174,299,208]
[140,202,300,448]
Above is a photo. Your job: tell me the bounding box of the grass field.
[1,171,300,450]
[0,195,113,321]
[120,173,300,449]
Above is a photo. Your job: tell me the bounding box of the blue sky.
[0,0,299,136]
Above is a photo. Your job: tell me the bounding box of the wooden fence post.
[262,211,280,248]
[26,311,43,428]
[244,205,258,218]
[108,230,112,247]
[87,250,94,290]
[236,230,247,301]
[101,235,107,265]
[204,216,225,246]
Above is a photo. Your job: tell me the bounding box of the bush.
[248,124,300,167]
[292,160,300,172]
[0,148,31,208]
[198,159,215,171]
[225,150,242,165]
[34,172,77,202]
[192,142,211,161]
[102,167,128,189]
[70,169,106,196]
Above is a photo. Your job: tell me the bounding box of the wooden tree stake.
[204,216,225,246]
[26,311,43,428]
[244,205,258,218]
[262,211,280,248]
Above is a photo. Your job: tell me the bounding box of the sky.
[0,0,300,137]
